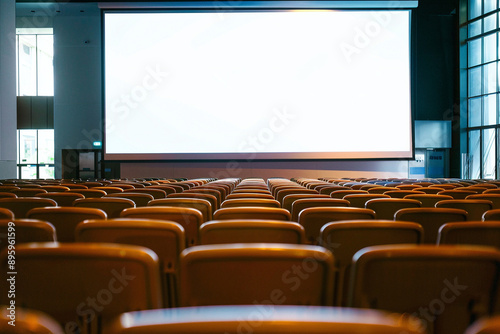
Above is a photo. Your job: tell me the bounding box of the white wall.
[0,0,17,179]
[120,160,410,180]
[53,4,102,178]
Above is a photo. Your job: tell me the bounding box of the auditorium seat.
[394,207,468,243]
[276,188,319,205]
[199,219,306,244]
[234,183,269,190]
[0,243,163,334]
[183,189,222,208]
[26,206,107,242]
[430,183,461,190]
[438,221,500,248]
[162,184,187,192]
[348,244,500,334]
[290,198,350,222]
[470,183,498,189]
[304,180,329,190]
[124,188,167,199]
[40,185,71,192]
[94,186,125,194]
[0,219,56,252]
[38,191,85,206]
[0,208,14,219]
[383,190,426,198]
[403,194,454,207]
[231,188,272,194]
[225,192,274,199]
[320,220,423,306]
[148,197,213,221]
[359,184,385,191]
[76,218,185,307]
[282,194,330,213]
[213,206,291,221]
[0,198,57,218]
[437,189,478,199]
[459,186,487,193]
[10,188,48,197]
[68,189,107,198]
[298,207,376,244]
[395,184,424,190]
[483,209,500,221]
[60,183,88,189]
[167,193,219,211]
[414,187,445,194]
[73,197,136,218]
[271,185,304,198]
[366,187,399,194]
[146,185,179,195]
[365,198,422,220]
[120,206,204,246]
[220,198,281,208]
[178,243,334,306]
[0,192,17,199]
[343,194,390,208]
[15,183,42,188]
[198,185,228,200]
[412,181,438,187]
[347,183,369,190]
[435,199,493,221]
[466,194,500,209]
[318,185,350,195]
[0,186,20,192]
[108,183,137,190]
[311,184,340,192]
[0,306,64,334]
[82,181,104,188]
[104,192,154,207]
[169,182,191,191]
[330,189,368,199]
[465,316,500,334]
[103,305,425,334]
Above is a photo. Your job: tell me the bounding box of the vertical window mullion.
[36,130,39,179]
[35,35,38,96]
[497,128,500,179]
[477,130,481,179]
[16,35,19,96]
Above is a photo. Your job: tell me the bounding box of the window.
[17,130,55,180]
[16,28,55,179]
[464,0,500,179]
[16,28,54,96]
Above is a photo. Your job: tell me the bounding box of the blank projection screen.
[104,9,412,161]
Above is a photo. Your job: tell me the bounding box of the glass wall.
[16,28,55,179]
[465,0,500,179]
[17,130,55,179]
[16,29,53,96]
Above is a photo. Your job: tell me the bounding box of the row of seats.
[3,214,500,305]
[2,241,500,334]
[2,176,500,249]
[2,177,500,220]
[0,304,427,334]
[2,176,500,334]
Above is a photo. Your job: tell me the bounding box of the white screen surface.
[104,10,412,160]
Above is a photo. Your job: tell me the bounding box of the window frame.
[16,28,54,97]
[464,1,500,179]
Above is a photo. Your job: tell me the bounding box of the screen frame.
[102,5,416,162]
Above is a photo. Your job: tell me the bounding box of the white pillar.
[0,0,17,179]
